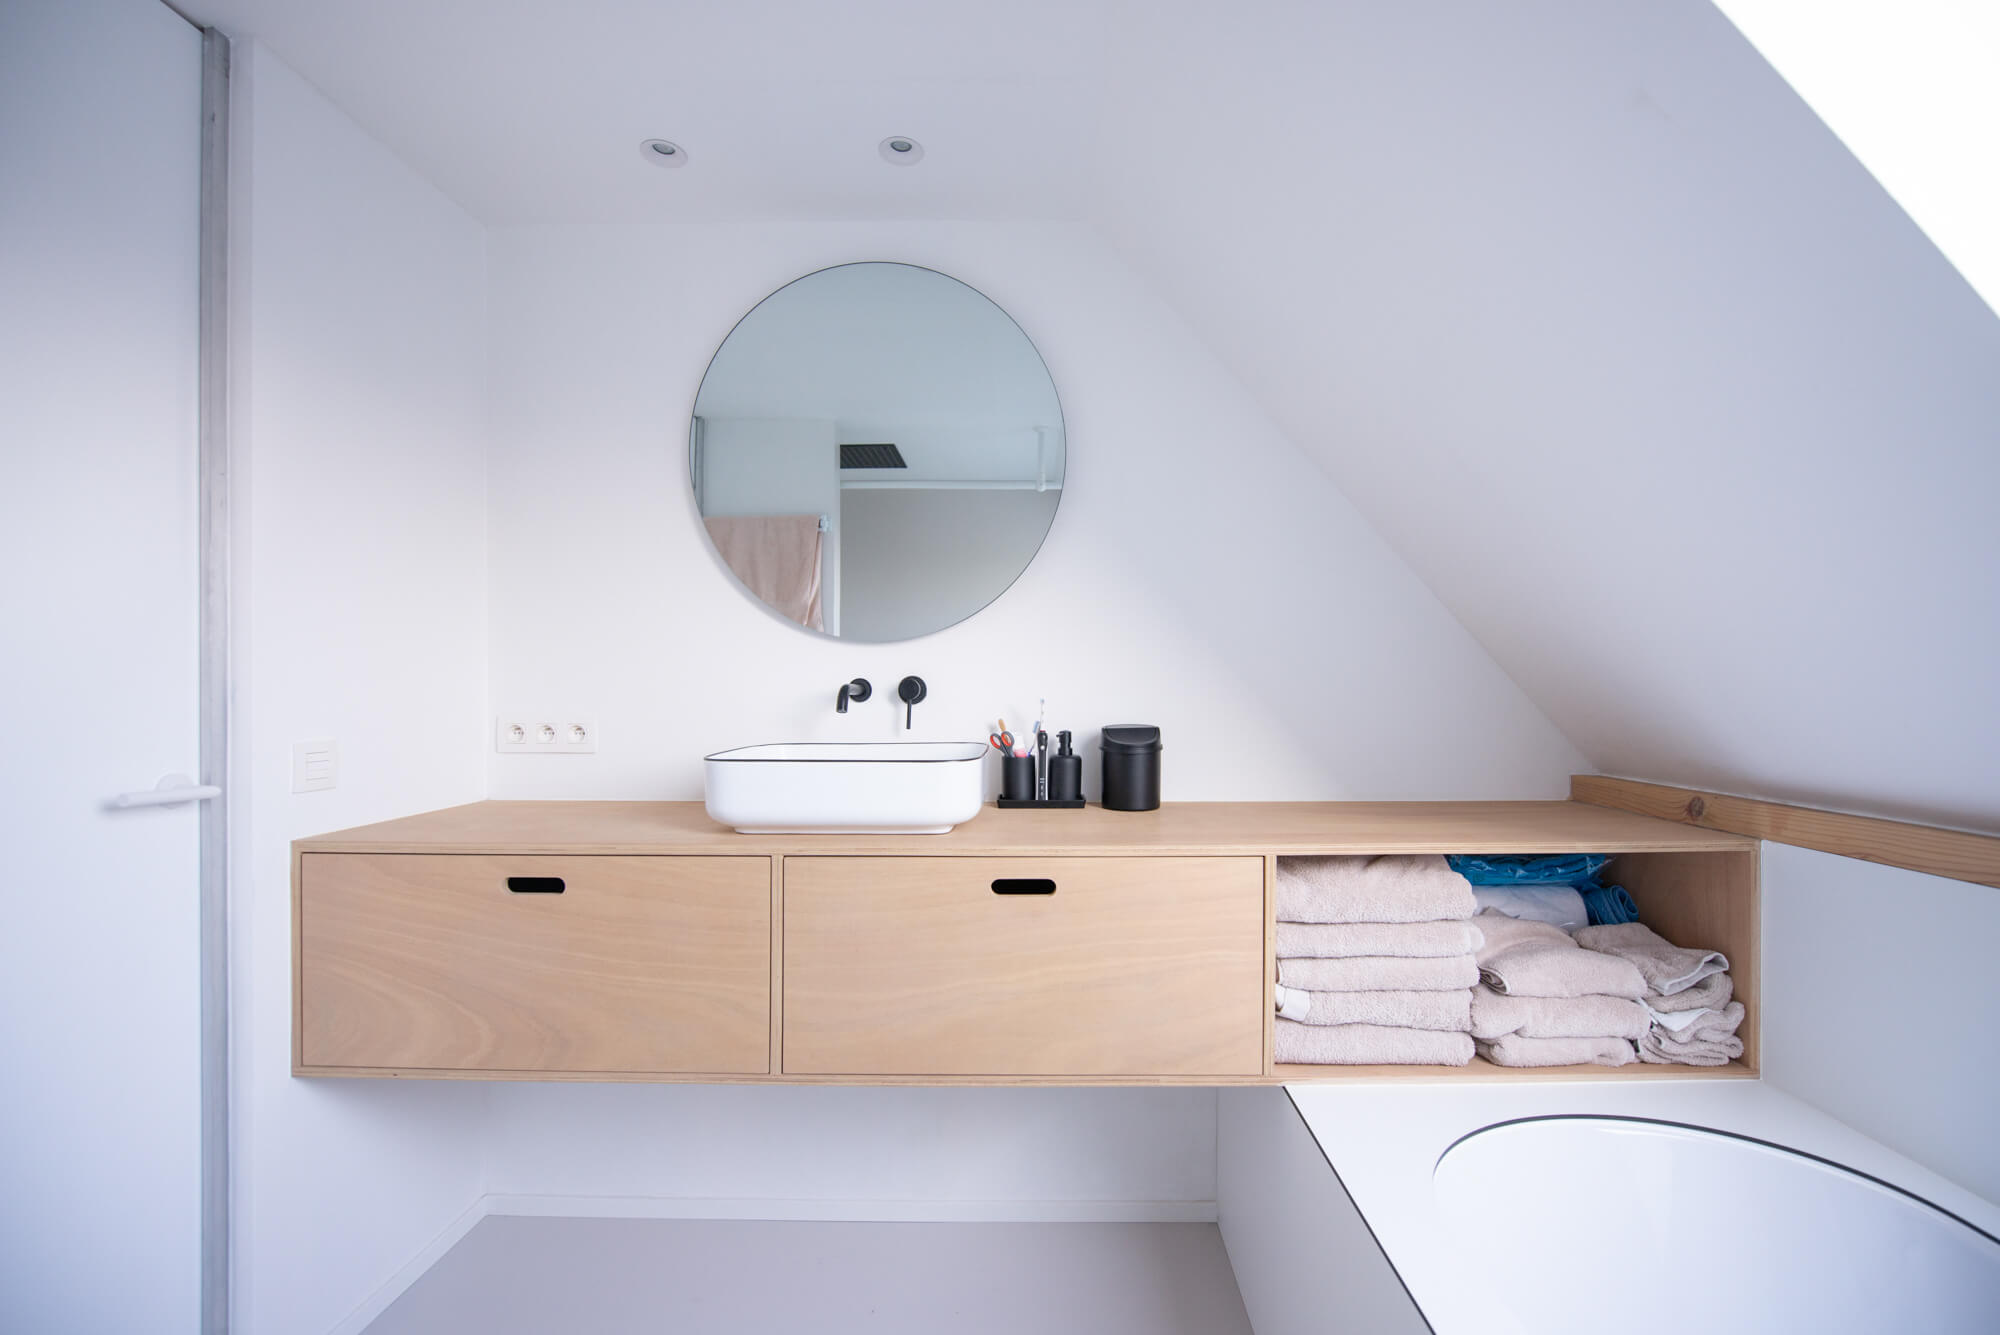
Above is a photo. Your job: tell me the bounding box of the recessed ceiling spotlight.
[878,136,924,164]
[640,138,688,167]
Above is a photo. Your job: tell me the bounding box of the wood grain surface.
[299,854,770,1074]
[782,856,1265,1077]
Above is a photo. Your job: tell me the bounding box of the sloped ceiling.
[192,0,1999,828]
[1087,1,2000,831]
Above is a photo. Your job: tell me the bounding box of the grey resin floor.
[367,1216,1253,1334]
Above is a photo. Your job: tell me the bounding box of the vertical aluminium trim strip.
[198,26,232,1335]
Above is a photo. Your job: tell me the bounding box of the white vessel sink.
[703,742,988,834]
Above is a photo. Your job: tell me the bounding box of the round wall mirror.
[689,262,1065,641]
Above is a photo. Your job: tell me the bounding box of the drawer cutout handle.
[507,876,566,894]
[992,878,1056,895]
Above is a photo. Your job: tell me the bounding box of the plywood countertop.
[295,799,1758,857]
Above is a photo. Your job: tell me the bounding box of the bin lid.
[1100,724,1162,753]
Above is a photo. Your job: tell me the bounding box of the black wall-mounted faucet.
[897,676,927,729]
[835,678,871,714]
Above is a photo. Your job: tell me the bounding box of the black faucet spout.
[836,678,871,714]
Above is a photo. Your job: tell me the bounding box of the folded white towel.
[1478,1034,1637,1068]
[1272,984,1471,1031]
[1470,885,1588,932]
[1277,954,1479,992]
[1472,911,1577,955]
[1275,855,1475,924]
[1275,920,1483,959]
[1276,1019,1472,1066]
[1646,1003,1717,1034]
[1472,912,1646,999]
[1639,999,1746,1065]
[1638,1034,1742,1065]
[1576,923,1729,997]
[1639,1028,1745,1066]
[1645,972,1733,1014]
[1275,983,1312,1022]
[1468,985,1650,1041]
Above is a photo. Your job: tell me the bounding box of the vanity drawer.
[298,854,771,1074]
[782,856,1265,1077]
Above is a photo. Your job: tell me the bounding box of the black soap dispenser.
[1048,730,1082,802]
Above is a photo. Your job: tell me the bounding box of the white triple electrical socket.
[495,715,598,754]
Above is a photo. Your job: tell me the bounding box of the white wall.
[484,1085,1220,1212]
[1761,844,2000,1205]
[484,220,1583,803]
[1091,0,2000,831]
[478,219,1582,1213]
[231,43,492,1334]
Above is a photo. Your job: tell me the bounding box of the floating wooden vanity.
[293,801,1759,1084]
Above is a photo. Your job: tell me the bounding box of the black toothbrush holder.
[999,754,1036,803]
[997,729,1084,810]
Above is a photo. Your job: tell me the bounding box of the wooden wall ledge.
[1572,776,2000,890]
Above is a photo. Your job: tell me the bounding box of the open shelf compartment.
[1268,845,1759,1082]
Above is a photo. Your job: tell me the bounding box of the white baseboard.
[485,1194,1219,1224]
[323,1192,1218,1331]
[324,1196,488,1335]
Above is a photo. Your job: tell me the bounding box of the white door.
[0,1,205,1330]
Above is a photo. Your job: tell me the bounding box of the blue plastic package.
[1446,854,1611,886]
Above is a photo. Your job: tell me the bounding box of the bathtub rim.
[1437,1112,2000,1249]
[1283,1078,2000,1335]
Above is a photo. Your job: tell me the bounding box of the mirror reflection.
[690,262,1065,641]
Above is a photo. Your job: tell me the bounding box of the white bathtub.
[1285,1080,2000,1335]
[1437,1117,2000,1334]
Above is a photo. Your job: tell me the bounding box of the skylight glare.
[1716,0,2000,315]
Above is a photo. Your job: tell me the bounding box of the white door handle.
[109,773,222,810]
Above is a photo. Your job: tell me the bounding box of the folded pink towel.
[1273,985,1471,1031]
[1275,855,1475,924]
[1277,954,1479,992]
[1468,985,1650,1041]
[1478,1034,1637,1068]
[1576,922,1729,997]
[1472,912,1646,999]
[1275,920,1483,959]
[1276,1020,1472,1066]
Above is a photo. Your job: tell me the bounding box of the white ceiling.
[186,0,1115,222]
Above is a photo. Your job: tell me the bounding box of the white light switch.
[292,739,337,793]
